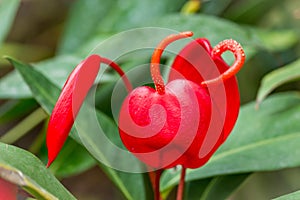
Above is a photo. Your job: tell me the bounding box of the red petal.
[168,38,240,160]
[46,55,101,167]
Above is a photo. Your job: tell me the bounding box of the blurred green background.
[1,0,300,199]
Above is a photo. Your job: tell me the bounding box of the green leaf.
[0,108,47,144]
[0,0,20,45]
[40,138,97,179]
[175,173,249,200]
[58,0,186,55]
[0,55,115,99]
[184,178,212,200]
[7,58,61,113]
[224,0,276,24]
[9,57,151,200]
[254,29,299,52]
[79,15,259,57]
[0,55,82,98]
[197,174,250,200]
[256,59,300,105]
[58,0,116,54]
[0,99,38,124]
[0,43,52,65]
[0,142,76,199]
[145,14,298,52]
[146,14,261,47]
[201,0,233,15]
[72,15,297,65]
[97,0,186,32]
[273,190,300,200]
[161,92,300,192]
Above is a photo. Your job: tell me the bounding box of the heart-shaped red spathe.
[119,79,211,168]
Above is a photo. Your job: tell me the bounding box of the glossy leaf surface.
[257,59,300,105]
[0,142,75,199]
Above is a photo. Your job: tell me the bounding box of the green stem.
[0,108,47,144]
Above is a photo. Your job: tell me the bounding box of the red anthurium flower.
[0,178,18,200]
[46,31,245,200]
[118,32,245,200]
[46,55,131,167]
[119,33,245,170]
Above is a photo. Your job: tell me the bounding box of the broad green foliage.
[0,99,37,124]
[184,174,250,200]
[1,0,300,199]
[224,0,276,24]
[257,59,300,105]
[40,138,97,179]
[58,0,115,54]
[58,0,186,55]
[0,142,76,199]
[147,14,259,46]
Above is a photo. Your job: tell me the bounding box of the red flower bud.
[46,55,131,167]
